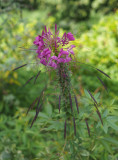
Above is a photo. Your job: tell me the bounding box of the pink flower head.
[33,24,75,68]
[67,32,75,41]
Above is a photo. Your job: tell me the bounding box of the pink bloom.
[40,59,47,65]
[33,24,75,69]
[48,60,57,69]
[67,45,76,55]
[67,32,75,41]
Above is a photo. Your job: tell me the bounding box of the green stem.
[58,63,76,158]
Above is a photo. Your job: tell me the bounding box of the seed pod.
[23,76,35,87]
[97,76,108,93]
[12,64,27,71]
[64,120,66,139]
[96,68,111,79]
[96,110,103,125]
[73,117,76,136]
[87,90,97,104]
[85,119,90,137]
[69,93,73,113]
[26,97,39,116]
[74,95,79,114]
[34,70,41,84]
[59,95,61,113]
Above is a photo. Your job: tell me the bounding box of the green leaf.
[107,116,118,122]
[84,89,90,98]
[94,92,100,100]
[80,150,90,157]
[38,112,49,119]
[107,120,118,131]
[103,137,118,145]
[103,122,108,134]
[100,140,111,152]
[45,103,52,117]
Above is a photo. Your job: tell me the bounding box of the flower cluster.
[33,25,75,69]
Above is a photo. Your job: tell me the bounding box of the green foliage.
[0,5,118,160]
[73,12,118,99]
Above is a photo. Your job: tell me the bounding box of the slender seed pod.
[73,117,76,136]
[36,96,41,114]
[87,90,97,104]
[74,95,79,114]
[30,104,42,128]
[96,110,103,125]
[23,76,35,87]
[26,97,39,116]
[34,70,41,84]
[12,64,27,71]
[97,76,108,93]
[59,95,61,113]
[64,120,67,139]
[85,119,90,137]
[96,68,111,79]
[69,93,73,113]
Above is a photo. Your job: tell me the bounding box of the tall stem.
[58,63,76,157]
[58,63,72,137]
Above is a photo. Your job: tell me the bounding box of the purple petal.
[40,59,47,65]
[51,56,58,61]
[67,32,75,41]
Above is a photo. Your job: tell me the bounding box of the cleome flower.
[33,24,75,69]
[12,24,110,140]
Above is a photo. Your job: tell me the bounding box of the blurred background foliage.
[0,0,118,160]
